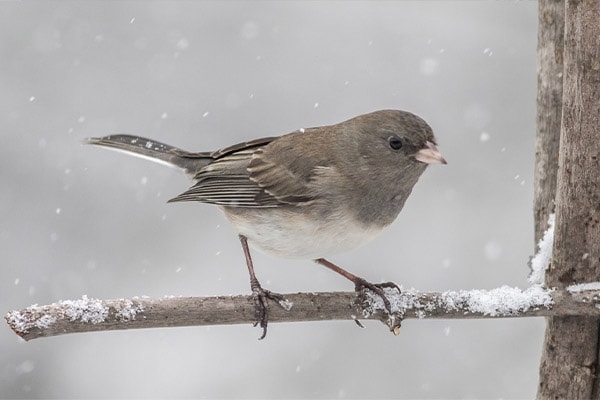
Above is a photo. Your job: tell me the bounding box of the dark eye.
[388,136,403,150]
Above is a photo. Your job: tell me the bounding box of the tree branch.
[6,285,600,341]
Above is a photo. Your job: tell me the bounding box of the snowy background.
[1,1,540,398]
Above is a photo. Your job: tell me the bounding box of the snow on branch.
[6,284,600,341]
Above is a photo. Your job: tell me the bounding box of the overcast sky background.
[1,1,540,398]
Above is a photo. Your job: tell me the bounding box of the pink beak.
[415,141,447,165]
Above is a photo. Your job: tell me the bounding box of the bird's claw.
[250,280,290,340]
[353,279,404,334]
[354,279,400,315]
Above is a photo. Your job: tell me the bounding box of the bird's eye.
[388,136,403,150]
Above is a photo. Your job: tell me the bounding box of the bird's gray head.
[336,109,446,226]
[349,109,444,166]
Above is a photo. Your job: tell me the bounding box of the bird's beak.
[415,141,447,165]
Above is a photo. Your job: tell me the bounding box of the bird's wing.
[169,135,331,208]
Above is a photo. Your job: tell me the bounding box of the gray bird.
[86,109,446,338]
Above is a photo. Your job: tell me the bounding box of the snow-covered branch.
[6,285,600,341]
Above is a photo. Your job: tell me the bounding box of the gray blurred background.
[1,1,540,398]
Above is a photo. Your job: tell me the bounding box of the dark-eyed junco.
[87,110,445,338]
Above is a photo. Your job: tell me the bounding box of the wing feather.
[169,131,337,208]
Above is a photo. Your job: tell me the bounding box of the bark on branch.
[6,285,600,342]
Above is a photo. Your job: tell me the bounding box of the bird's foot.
[250,278,292,340]
[312,258,402,334]
[353,279,400,314]
[354,279,403,334]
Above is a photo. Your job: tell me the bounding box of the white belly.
[222,207,383,259]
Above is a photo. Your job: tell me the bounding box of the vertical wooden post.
[536,1,600,398]
[534,0,563,244]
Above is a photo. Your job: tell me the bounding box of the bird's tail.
[85,134,212,177]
